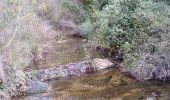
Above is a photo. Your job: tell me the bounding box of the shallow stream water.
[15,68,170,100]
[27,37,86,70]
[15,37,170,100]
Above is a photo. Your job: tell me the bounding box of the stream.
[14,36,170,100]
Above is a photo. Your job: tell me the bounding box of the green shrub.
[62,0,97,37]
[79,21,94,38]
[63,0,170,80]
[0,83,4,90]
[93,0,170,80]
[97,0,109,10]
[62,0,90,23]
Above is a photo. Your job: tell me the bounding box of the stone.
[26,81,49,94]
[92,58,114,70]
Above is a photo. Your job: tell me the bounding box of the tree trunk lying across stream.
[26,58,114,81]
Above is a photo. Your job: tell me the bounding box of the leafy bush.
[62,0,97,37]
[97,0,109,10]
[62,0,90,23]
[92,0,170,80]
[62,0,170,80]
[79,21,94,38]
[62,0,100,23]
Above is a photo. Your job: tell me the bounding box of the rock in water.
[26,81,48,94]
[92,58,114,70]
[26,58,114,81]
